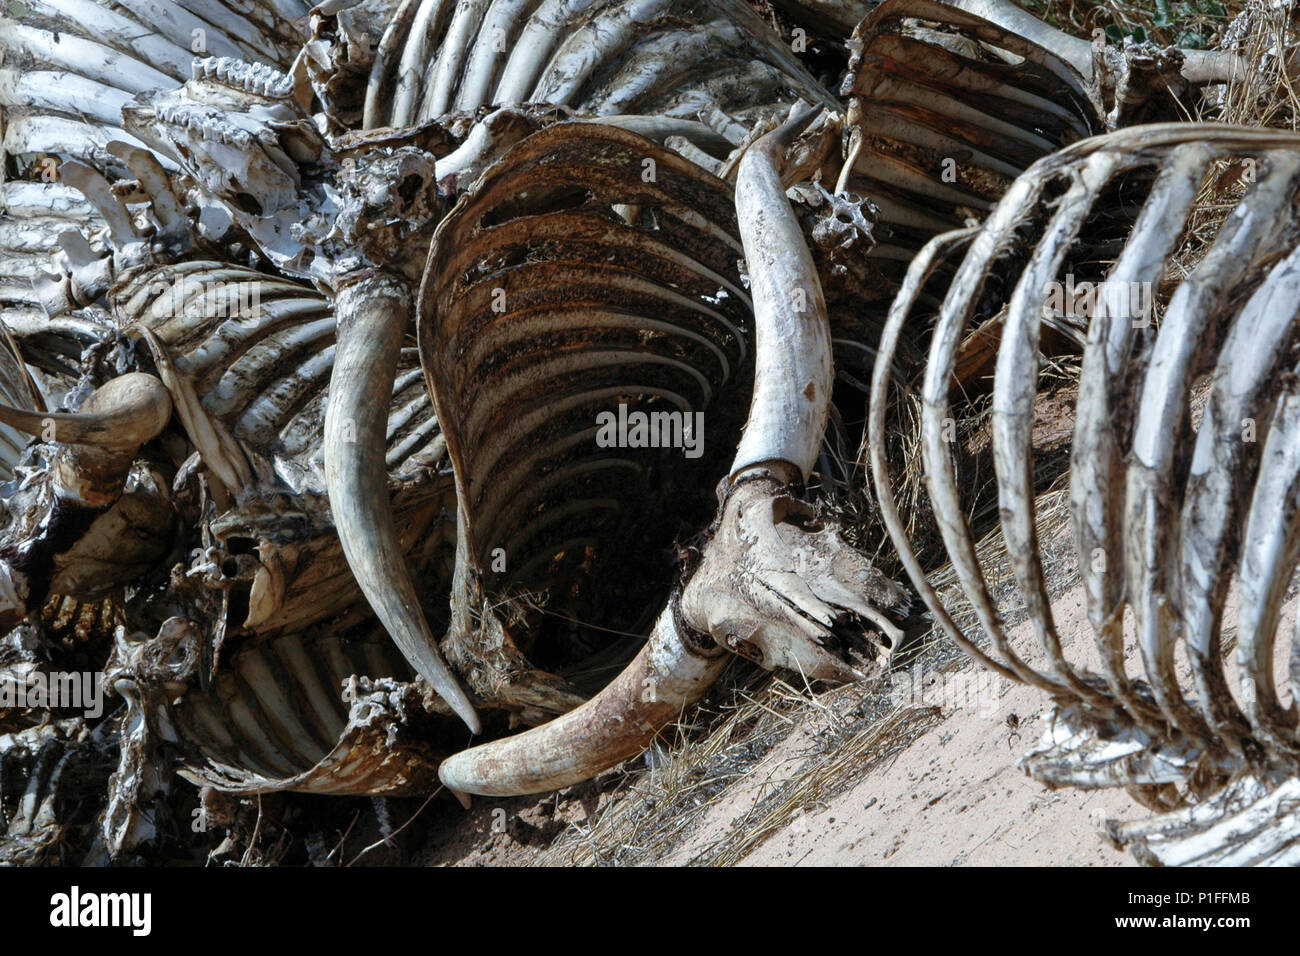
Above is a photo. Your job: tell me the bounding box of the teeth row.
[155,103,254,148]
[191,56,294,99]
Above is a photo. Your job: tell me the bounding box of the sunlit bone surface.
[0,0,1269,862]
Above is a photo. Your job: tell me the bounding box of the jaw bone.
[869,122,1300,865]
[0,0,306,180]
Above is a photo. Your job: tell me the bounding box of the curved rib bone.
[367,0,833,138]
[870,122,1300,865]
[430,116,904,796]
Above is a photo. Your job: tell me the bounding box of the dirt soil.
[414,578,1152,866]
[409,382,1159,867]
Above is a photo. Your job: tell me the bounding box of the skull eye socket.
[232,192,263,216]
[397,174,422,203]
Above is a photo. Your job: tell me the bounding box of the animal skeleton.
[0,0,1284,864]
[870,123,1300,865]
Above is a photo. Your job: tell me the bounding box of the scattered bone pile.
[0,0,1294,865]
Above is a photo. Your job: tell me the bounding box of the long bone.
[1068,143,1212,733]
[869,122,1300,865]
[324,274,480,733]
[436,114,905,796]
[1173,248,1300,745]
[0,10,184,174]
[943,0,1246,86]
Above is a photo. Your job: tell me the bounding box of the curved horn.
[437,110,837,796]
[0,372,172,506]
[730,103,831,482]
[324,273,481,734]
[438,606,725,795]
[0,372,170,450]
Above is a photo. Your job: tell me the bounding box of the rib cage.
[112,263,448,491]
[0,0,306,172]
[419,122,752,699]
[170,626,445,795]
[364,0,833,137]
[113,263,461,646]
[869,122,1300,864]
[842,0,1102,275]
[0,718,104,864]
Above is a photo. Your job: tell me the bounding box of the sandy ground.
[704,664,1138,866]
[669,583,1140,866]
[415,580,1154,866]
[413,382,1292,868]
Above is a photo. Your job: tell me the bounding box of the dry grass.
[532,667,944,866]
[1209,0,1300,128]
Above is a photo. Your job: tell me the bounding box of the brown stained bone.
[841,0,1103,280]
[104,616,454,856]
[431,115,907,796]
[418,122,752,718]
